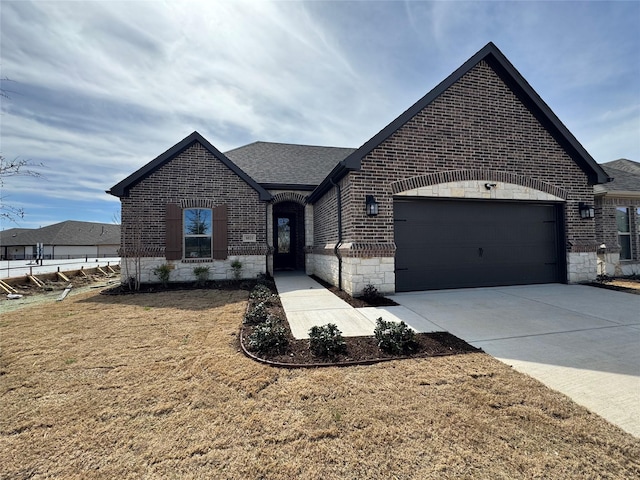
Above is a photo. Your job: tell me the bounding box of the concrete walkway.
[275,273,640,438]
[274,272,441,338]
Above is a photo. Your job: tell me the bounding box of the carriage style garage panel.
[394,199,564,291]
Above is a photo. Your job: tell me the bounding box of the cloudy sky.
[1,0,638,229]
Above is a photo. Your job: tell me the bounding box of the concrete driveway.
[390,284,640,438]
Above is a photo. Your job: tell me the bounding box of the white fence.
[0,257,121,280]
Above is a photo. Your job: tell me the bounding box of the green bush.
[250,284,275,303]
[308,323,347,358]
[374,317,416,355]
[247,316,288,354]
[152,263,172,287]
[361,283,381,302]
[192,266,210,287]
[231,259,242,281]
[244,301,268,325]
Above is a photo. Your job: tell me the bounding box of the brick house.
[108,42,611,294]
[595,159,640,276]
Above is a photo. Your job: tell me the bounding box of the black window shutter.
[213,204,228,260]
[165,203,182,260]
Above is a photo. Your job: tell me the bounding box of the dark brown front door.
[274,215,296,270]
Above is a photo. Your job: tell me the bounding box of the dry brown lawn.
[1,289,639,479]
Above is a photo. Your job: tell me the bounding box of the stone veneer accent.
[395,180,565,202]
[566,252,597,283]
[122,255,266,284]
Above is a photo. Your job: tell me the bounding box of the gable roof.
[107,131,272,201]
[225,142,355,190]
[597,160,640,195]
[0,221,121,247]
[602,159,640,175]
[308,42,611,203]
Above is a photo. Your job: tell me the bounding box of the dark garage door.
[394,199,564,291]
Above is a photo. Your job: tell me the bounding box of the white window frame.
[616,207,632,260]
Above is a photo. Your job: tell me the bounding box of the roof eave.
[307,160,358,203]
[108,132,272,201]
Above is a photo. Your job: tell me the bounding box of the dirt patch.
[1,289,639,479]
[0,274,119,314]
[589,277,640,295]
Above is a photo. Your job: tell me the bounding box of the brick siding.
[120,142,267,258]
[334,60,595,254]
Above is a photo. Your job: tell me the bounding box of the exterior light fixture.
[579,202,595,219]
[366,195,379,216]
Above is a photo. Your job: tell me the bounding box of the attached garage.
[394,198,565,291]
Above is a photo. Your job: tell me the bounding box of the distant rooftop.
[599,159,640,193]
[0,220,120,247]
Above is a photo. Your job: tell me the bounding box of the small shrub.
[361,283,381,302]
[231,259,243,281]
[374,317,416,355]
[308,323,347,357]
[152,263,172,287]
[244,301,268,325]
[247,315,288,354]
[193,266,210,287]
[250,284,276,304]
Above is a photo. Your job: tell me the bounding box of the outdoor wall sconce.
[484,183,497,190]
[366,195,379,216]
[579,202,595,219]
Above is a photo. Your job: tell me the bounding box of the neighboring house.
[595,159,640,276]
[108,42,611,294]
[0,220,121,260]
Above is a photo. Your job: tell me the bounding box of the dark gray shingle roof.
[0,221,121,247]
[601,159,640,176]
[599,163,640,193]
[225,142,356,188]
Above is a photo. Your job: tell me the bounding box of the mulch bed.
[309,275,398,307]
[241,278,480,367]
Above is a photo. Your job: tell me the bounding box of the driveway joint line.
[470,322,637,344]
[494,288,633,327]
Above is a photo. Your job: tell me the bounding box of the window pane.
[184,209,212,235]
[185,236,212,258]
[619,235,631,260]
[277,218,290,254]
[616,207,629,233]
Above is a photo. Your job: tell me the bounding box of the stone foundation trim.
[391,169,568,200]
[567,252,597,283]
[341,256,395,296]
[121,255,267,284]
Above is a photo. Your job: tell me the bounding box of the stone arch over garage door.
[391,169,568,201]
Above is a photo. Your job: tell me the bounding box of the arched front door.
[273,201,305,270]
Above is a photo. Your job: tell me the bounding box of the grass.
[1,289,639,479]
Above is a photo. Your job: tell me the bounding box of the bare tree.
[1,81,45,223]
[0,156,44,223]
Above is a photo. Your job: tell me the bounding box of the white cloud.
[1,0,638,228]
